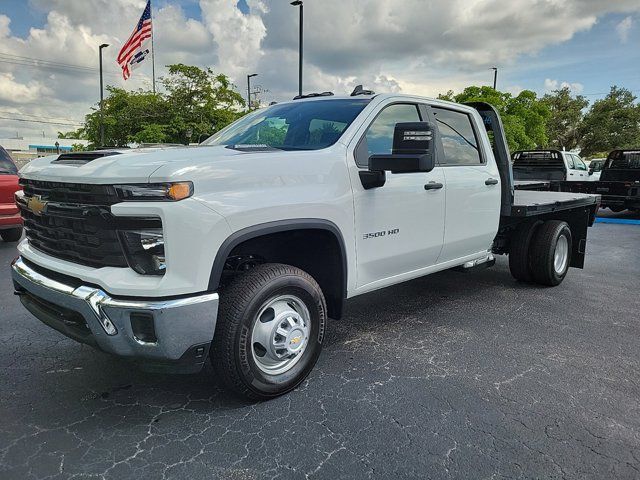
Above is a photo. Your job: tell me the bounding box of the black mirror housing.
[368,122,436,174]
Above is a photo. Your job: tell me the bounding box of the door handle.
[485,178,499,186]
[424,182,443,190]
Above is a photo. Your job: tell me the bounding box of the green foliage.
[72,64,246,147]
[441,86,550,152]
[579,86,640,156]
[58,129,86,140]
[71,143,88,152]
[541,87,589,150]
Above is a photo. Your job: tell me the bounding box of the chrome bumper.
[11,256,219,372]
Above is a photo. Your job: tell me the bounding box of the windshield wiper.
[226,144,283,152]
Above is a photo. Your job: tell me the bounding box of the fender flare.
[207,219,348,298]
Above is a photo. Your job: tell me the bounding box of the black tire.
[529,220,572,287]
[0,227,23,242]
[210,263,327,400]
[508,220,542,282]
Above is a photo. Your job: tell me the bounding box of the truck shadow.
[76,258,528,409]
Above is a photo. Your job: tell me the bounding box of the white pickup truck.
[512,149,590,184]
[11,93,599,399]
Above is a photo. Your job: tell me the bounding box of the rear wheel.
[211,263,326,400]
[529,220,572,286]
[0,227,23,242]
[508,220,542,282]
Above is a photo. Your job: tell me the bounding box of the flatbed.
[509,190,599,217]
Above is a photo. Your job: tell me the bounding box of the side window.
[565,154,575,169]
[431,107,482,165]
[574,155,587,171]
[364,103,421,155]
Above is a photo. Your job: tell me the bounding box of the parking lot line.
[595,217,640,225]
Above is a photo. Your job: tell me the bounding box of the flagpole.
[150,0,156,94]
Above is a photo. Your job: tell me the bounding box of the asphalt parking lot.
[1,220,639,480]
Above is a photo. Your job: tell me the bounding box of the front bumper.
[0,210,22,230]
[11,256,219,373]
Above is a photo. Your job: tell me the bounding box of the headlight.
[114,182,193,201]
[119,229,166,275]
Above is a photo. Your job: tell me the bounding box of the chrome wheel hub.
[251,295,310,375]
[554,235,569,274]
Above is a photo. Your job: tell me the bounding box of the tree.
[58,129,85,139]
[67,64,246,148]
[579,86,640,156]
[439,86,550,152]
[541,87,589,150]
[161,64,246,144]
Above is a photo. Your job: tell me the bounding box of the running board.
[454,254,495,272]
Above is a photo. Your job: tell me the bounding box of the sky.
[0,0,639,139]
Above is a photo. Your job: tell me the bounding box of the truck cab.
[11,94,599,399]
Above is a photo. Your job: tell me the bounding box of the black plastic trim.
[207,219,348,299]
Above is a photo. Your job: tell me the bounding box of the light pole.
[247,73,258,111]
[99,43,109,147]
[291,0,303,97]
[491,67,498,90]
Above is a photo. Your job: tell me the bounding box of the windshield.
[0,147,17,174]
[203,99,370,151]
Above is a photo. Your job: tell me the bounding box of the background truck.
[511,149,590,188]
[0,145,23,242]
[11,93,599,399]
[548,149,640,212]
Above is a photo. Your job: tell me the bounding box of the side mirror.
[368,122,436,174]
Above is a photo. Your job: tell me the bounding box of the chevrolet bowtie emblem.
[26,195,48,216]
[290,336,302,345]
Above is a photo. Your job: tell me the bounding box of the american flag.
[117,0,153,80]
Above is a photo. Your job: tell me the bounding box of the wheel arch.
[208,219,348,319]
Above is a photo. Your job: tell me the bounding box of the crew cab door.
[429,105,501,263]
[349,102,446,290]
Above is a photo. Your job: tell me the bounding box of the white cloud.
[544,79,584,94]
[3,0,640,138]
[0,72,51,103]
[616,16,634,43]
[199,0,266,79]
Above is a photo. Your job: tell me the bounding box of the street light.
[291,0,303,97]
[99,43,109,147]
[491,67,498,90]
[247,73,258,111]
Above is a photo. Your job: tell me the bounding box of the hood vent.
[53,150,121,166]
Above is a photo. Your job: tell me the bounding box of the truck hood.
[19,145,245,184]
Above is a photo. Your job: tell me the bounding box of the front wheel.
[210,263,327,400]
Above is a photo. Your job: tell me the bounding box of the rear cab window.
[512,151,565,170]
[607,150,640,169]
[431,107,483,166]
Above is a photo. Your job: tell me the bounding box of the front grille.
[18,179,161,268]
[20,179,120,205]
